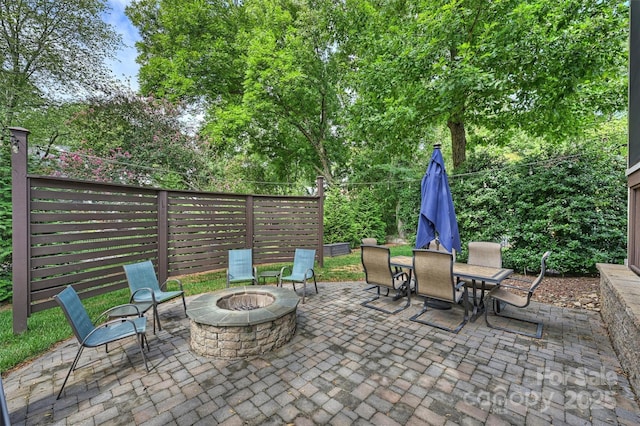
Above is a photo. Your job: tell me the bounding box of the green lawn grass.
[0,245,414,373]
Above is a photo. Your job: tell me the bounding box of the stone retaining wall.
[597,263,640,396]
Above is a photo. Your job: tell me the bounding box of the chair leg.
[181,294,187,317]
[153,304,161,332]
[484,297,543,339]
[137,333,150,372]
[409,296,468,333]
[364,285,389,296]
[57,346,85,399]
[361,286,411,314]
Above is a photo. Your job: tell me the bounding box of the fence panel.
[253,197,321,264]
[28,178,158,312]
[167,192,248,276]
[11,127,323,333]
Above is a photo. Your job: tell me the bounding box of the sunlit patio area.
[4,282,640,425]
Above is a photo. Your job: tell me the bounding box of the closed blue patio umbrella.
[415,144,461,253]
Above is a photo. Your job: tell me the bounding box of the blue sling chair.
[123,260,187,333]
[278,249,318,303]
[54,286,149,399]
[227,249,258,287]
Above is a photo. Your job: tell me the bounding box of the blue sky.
[104,0,141,90]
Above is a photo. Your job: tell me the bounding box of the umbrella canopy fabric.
[415,145,461,253]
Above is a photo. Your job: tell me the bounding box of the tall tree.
[341,0,627,168]
[127,0,348,186]
[127,0,245,103]
[209,0,346,185]
[0,0,122,132]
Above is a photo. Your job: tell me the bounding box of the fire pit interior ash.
[217,292,275,311]
[187,286,299,359]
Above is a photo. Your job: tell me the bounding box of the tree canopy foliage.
[127,0,627,176]
[0,0,122,132]
[30,89,211,190]
[340,0,627,167]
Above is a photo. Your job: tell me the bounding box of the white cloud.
[104,0,141,90]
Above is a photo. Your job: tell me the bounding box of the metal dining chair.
[467,241,502,268]
[484,251,551,338]
[360,245,411,314]
[410,249,469,333]
[465,241,503,310]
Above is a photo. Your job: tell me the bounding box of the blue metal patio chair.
[278,248,317,303]
[226,249,258,287]
[54,286,149,399]
[123,260,187,333]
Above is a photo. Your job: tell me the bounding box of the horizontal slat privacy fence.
[10,127,324,333]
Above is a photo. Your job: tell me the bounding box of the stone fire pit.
[186,286,300,359]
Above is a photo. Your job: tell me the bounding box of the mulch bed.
[529,275,601,311]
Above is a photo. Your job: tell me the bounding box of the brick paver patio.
[4,282,640,425]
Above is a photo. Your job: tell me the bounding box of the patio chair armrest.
[392,271,409,288]
[279,266,291,276]
[305,268,315,279]
[82,318,139,346]
[130,287,157,303]
[392,270,407,280]
[161,278,183,292]
[278,266,291,285]
[493,283,530,292]
[96,303,142,323]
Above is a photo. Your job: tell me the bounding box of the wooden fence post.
[157,190,169,284]
[317,176,324,267]
[10,127,30,334]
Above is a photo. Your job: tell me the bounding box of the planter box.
[323,243,351,257]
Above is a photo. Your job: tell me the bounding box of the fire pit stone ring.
[187,286,300,359]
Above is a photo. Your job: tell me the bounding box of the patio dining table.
[390,255,514,320]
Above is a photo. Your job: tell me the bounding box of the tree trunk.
[447,119,467,169]
[396,200,405,239]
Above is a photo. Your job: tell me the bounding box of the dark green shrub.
[323,189,386,247]
[350,189,387,244]
[0,149,12,301]
[500,148,626,274]
[0,277,10,303]
[449,143,627,274]
[323,190,356,245]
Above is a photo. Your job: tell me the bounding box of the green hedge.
[323,189,386,247]
[326,141,627,275]
[449,145,627,274]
